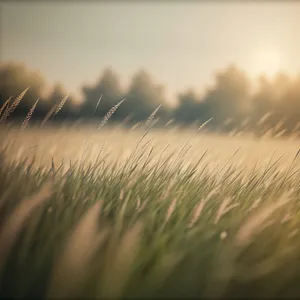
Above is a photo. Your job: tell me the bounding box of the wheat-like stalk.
[197,117,213,132]
[0,87,30,122]
[258,112,272,125]
[164,198,177,224]
[0,183,52,286]
[92,95,102,116]
[145,104,162,128]
[164,118,174,127]
[235,192,292,247]
[188,190,217,228]
[20,99,39,131]
[40,103,59,128]
[53,95,69,116]
[214,197,232,224]
[47,200,107,299]
[274,129,287,139]
[98,98,125,129]
[0,97,12,118]
[130,121,142,131]
[188,200,206,228]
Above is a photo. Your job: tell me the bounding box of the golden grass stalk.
[188,190,217,228]
[0,87,30,122]
[235,192,292,247]
[0,183,52,285]
[223,118,233,126]
[119,189,124,201]
[98,98,125,130]
[274,129,287,139]
[273,120,285,132]
[20,99,39,131]
[214,197,232,225]
[145,104,162,128]
[93,95,102,116]
[258,112,272,125]
[247,197,262,212]
[188,200,206,228]
[136,196,141,210]
[40,103,58,128]
[292,121,300,133]
[197,117,213,132]
[130,121,142,131]
[0,97,12,118]
[53,95,69,116]
[164,198,177,224]
[100,221,143,299]
[47,200,106,299]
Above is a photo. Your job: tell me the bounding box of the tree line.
[1,61,300,137]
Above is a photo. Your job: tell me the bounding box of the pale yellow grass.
[2,125,300,180]
[235,192,293,247]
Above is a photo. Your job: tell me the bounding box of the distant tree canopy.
[1,61,300,136]
[81,68,123,119]
[0,62,79,121]
[173,89,202,124]
[173,66,251,130]
[0,62,47,114]
[122,70,169,122]
[80,68,170,123]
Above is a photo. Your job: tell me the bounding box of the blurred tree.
[80,67,123,119]
[122,69,169,122]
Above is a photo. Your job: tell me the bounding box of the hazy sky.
[1,2,300,102]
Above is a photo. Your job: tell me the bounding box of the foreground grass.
[1,127,300,299]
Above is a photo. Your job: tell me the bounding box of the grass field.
[1,114,300,298]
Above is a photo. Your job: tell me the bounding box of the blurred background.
[1,1,300,136]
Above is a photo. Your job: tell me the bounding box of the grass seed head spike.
[93,94,103,116]
[40,102,59,128]
[0,97,12,118]
[145,104,162,128]
[197,117,213,132]
[0,183,52,286]
[188,200,206,228]
[20,99,40,131]
[98,98,125,129]
[0,87,30,122]
[54,94,69,116]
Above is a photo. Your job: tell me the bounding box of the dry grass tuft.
[47,200,106,299]
[0,183,52,285]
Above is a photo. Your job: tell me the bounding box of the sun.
[249,48,285,78]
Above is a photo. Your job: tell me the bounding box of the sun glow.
[250,48,285,78]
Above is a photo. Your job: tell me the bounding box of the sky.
[1,1,300,103]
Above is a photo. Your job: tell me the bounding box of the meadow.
[1,91,300,299]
